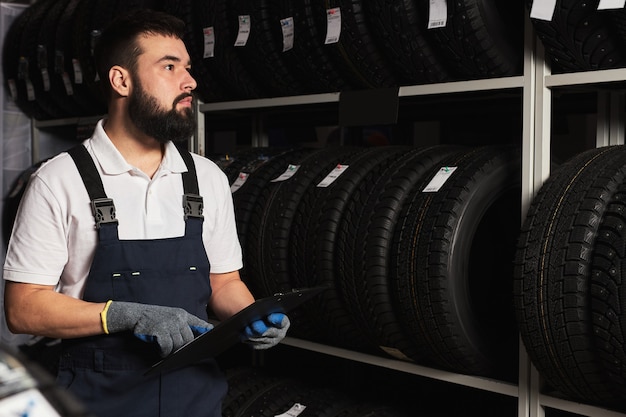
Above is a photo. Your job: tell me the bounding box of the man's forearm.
[4,281,106,338]
[208,271,255,320]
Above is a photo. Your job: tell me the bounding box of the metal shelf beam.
[281,337,519,398]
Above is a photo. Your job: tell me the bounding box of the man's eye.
[165,64,174,71]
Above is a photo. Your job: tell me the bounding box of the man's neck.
[103,118,166,178]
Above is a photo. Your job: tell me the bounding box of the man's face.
[129,34,197,143]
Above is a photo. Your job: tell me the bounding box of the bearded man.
[3,9,289,417]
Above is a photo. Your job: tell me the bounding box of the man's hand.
[242,312,290,349]
[104,301,213,357]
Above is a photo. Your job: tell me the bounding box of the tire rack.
[29,15,626,417]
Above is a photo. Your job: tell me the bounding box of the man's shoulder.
[29,148,84,193]
[190,152,226,176]
[38,148,81,173]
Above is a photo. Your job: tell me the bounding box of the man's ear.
[109,65,131,97]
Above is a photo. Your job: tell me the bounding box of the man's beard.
[128,80,196,144]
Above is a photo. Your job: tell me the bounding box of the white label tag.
[280,17,295,52]
[25,78,35,101]
[530,0,557,21]
[428,0,447,28]
[203,27,216,58]
[379,346,413,361]
[325,8,341,44]
[275,403,307,417]
[8,79,17,101]
[72,58,83,84]
[317,164,349,187]
[235,15,251,47]
[598,0,626,9]
[423,166,457,192]
[271,164,300,182]
[62,72,74,96]
[40,68,50,91]
[230,172,249,193]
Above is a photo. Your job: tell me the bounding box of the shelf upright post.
[251,113,269,147]
[30,117,38,165]
[521,13,552,417]
[596,91,625,147]
[191,98,205,156]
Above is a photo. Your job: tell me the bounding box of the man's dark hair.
[93,9,186,101]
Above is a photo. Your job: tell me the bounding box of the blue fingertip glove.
[243,312,290,350]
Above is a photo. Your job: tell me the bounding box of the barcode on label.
[429,20,446,28]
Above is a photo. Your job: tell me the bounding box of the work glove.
[103,301,213,357]
[243,312,290,350]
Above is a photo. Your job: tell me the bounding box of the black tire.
[363,0,451,85]
[71,0,162,108]
[290,146,410,351]
[222,367,284,417]
[4,0,56,119]
[71,0,118,111]
[228,0,306,96]
[241,147,355,296]
[335,145,461,362]
[235,377,355,417]
[30,0,79,118]
[161,0,234,102]
[229,147,307,294]
[310,0,398,89]
[269,0,355,93]
[192,0,267,100]
[218,147,293,183]
[54,0,106,116]
[242,148,319,297]
[591,180,626,403]
[335,403,410,417]
[392,145,521,378]
[514,145,626,403]
[528,0,626,72]
[1,5,28,113]
[417,0,524,79]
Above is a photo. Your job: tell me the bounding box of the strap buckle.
[183,194,204,220]
[91,198,118,229]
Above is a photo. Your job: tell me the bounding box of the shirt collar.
[88,119,189,176]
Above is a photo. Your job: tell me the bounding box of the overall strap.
[68,145,118,230]
[176,146,204,220]
[68,144,203,227]
[177,145,199,195]
[67,144,107,201]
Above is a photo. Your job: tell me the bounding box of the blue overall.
[56,145,227,417]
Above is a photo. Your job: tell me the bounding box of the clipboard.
[145,286,326,376]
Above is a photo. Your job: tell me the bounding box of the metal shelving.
[194,26,626,417]
[27,19,626,417]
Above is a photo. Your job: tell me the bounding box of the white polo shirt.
[3,119,243,299]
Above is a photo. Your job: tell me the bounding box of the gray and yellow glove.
[243,312,290,349]
[101,301,213,357]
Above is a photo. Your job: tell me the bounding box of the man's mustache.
[173,93,194,107]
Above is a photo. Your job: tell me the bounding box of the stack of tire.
[217,144,523,382]
[3,0,525,120]
[528,0,626,72]
[515,145,626,408]
[221,366,412,417]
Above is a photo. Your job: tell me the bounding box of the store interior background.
[0,0,604,345]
